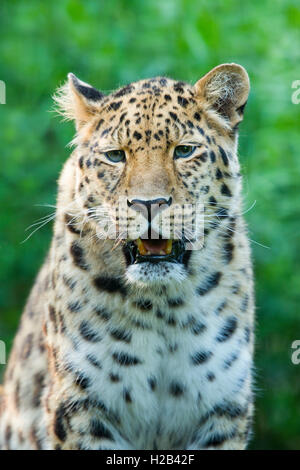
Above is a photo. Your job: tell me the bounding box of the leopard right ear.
[194,63,250,130]
[53,73,105,130]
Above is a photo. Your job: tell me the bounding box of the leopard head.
[54,64,249,286]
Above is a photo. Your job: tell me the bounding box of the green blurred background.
[0,0,299,449]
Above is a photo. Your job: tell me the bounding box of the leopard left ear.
[194,63,250,129]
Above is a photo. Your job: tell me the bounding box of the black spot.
[4,425,12,448]
[87,355,102,369]
[90,420,113,440]
[241,294,249,312]
[201,185,210,194]
[133,299,153,311]
[207,372,216,382]
[164,94,172,101]
[209,195,217,206]
[101,127,112,138]
[110,328,132,343]
[110,101,122,111]
[148,376,157,391]
[191,321,207,335]
[112,351,142,366]
[244,326,251,343]
[67,300,82,313]
[110,373,120,382]
[64,213,81,235]
[167,316,176,326]
[49,305,56,325]
[216,168,223,179]
[200,152,208,162]
[32,372,45,408]
[217,317,238,342]
[70,241,88,270]
[114,85,134,97]
[78,156,84,169]
[191,350,212,365]
[203,431,236,448]
[173,81,185,93]
[123,388,132,403]
[182,250,192,269]
[133,131,142,140]
[97,171,105,179]
[197,126,205,135]
[223,242,234,263]
[210,151,216,163]
[96,118,104,130]
[197,272,222,296]
[214,401,248,419]
[94,276,127,296]
[21,333,33,360]
[169,111,178,121]
[169,381,185,397]
[119,111,127,122]
[221,183,232,197]
[167,298,184,308]
[224,352,239,369]
[194,112,201,121]
[94,306,111,321]
[177,96,188,107]
[54,403,67,442]
[75,373,90,390]
[218,146,229,166]
[79,321,102,342]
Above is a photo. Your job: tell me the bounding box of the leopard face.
[54,64,249,286]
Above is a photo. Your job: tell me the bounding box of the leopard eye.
[105,150,126,163]
[174,145,196,160]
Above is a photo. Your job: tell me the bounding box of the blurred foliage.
[0,0,300,450]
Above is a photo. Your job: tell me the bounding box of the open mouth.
[123,238,187,265]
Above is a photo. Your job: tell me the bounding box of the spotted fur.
[0,63,254,450]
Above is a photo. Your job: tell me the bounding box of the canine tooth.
[165,240,173,254]
[136,238,147,256]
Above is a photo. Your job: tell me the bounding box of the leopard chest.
[52,288,251,449]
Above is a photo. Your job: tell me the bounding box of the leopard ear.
[53,73,104,130]
[194,63,250,129]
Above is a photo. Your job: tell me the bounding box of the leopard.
[0,63,255,450]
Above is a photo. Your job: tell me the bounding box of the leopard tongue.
[136,238,172,255]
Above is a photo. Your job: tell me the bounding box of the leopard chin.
[125,260,188,286]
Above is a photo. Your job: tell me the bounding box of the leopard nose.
[127,197,172,223]
[127,197,172,210]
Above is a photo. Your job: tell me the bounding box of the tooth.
[160,250,164,255]
[137,238,147,256]
[165,240,173,254]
